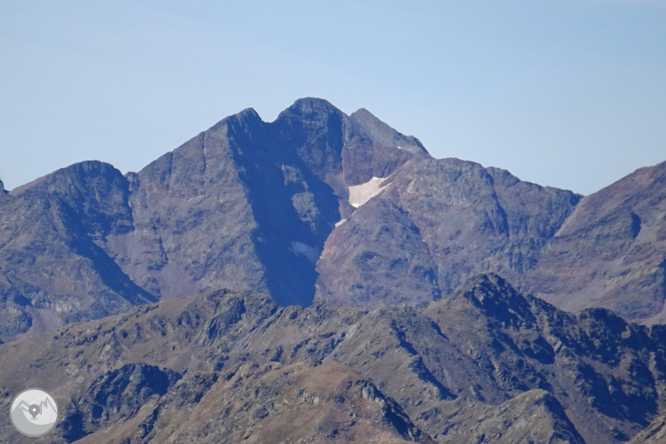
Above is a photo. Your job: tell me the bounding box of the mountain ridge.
[1,97,666,346]
[1,273,664,443]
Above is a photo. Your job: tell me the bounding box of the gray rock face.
[630,413,666,444]
[116,98,424,308]
[58,363,182,442]
[315,157,581,307]
[316,197,441,307]
[315,143,666,324]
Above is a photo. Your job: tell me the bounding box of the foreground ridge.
[0,274,664,443]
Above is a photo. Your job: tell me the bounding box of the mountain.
[1,274,664,443]
[315,158,581,307]
[3,97,666,443]
[315,152,666,324]
[1,97,666,336]
[0,163,157,341]
[0,99,434,342]
[527,161,666,322]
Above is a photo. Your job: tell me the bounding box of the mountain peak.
[208,106,264,136]
[458,271,507,288]
[445,273,539,328]
[10,160,125,198]
[237,107,261,120]
[277,97,346,121]
[557,159,666,238]
[349,108,430,159]
[450,273,518,305]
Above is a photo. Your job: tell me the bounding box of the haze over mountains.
[1,98,666,443]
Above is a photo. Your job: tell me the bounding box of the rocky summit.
[2,98,666,443]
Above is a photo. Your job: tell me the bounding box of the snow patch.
[290,241,319,264]
[348,177,388,208]
[335,219,347,228]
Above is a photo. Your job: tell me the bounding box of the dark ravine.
[0,274,664,443]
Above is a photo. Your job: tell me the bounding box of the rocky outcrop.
[58,363,182,442]
[435,389,585,444]
[630,413,666,444]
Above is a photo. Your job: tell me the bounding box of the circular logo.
[10,388,58,437]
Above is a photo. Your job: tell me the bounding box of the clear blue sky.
[2,0,665,195]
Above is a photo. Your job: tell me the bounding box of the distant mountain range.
[1,98,666,443]
[1,98,664,343]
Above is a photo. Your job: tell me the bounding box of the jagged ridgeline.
[0,275,665,443]
[2,98,666,345]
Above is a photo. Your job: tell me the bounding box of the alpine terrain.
[1,98,666,443]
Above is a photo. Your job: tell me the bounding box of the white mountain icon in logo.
[10,388,58,437]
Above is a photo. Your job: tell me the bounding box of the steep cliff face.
[112,98,428,307]
[0,275,663,443]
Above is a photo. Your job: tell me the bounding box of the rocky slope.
[0,165,157,341]
[315,150,666,324]
[315,158,581,307]
[529,160,666,323]
[0,274,664,443]
[630,413,666,444]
